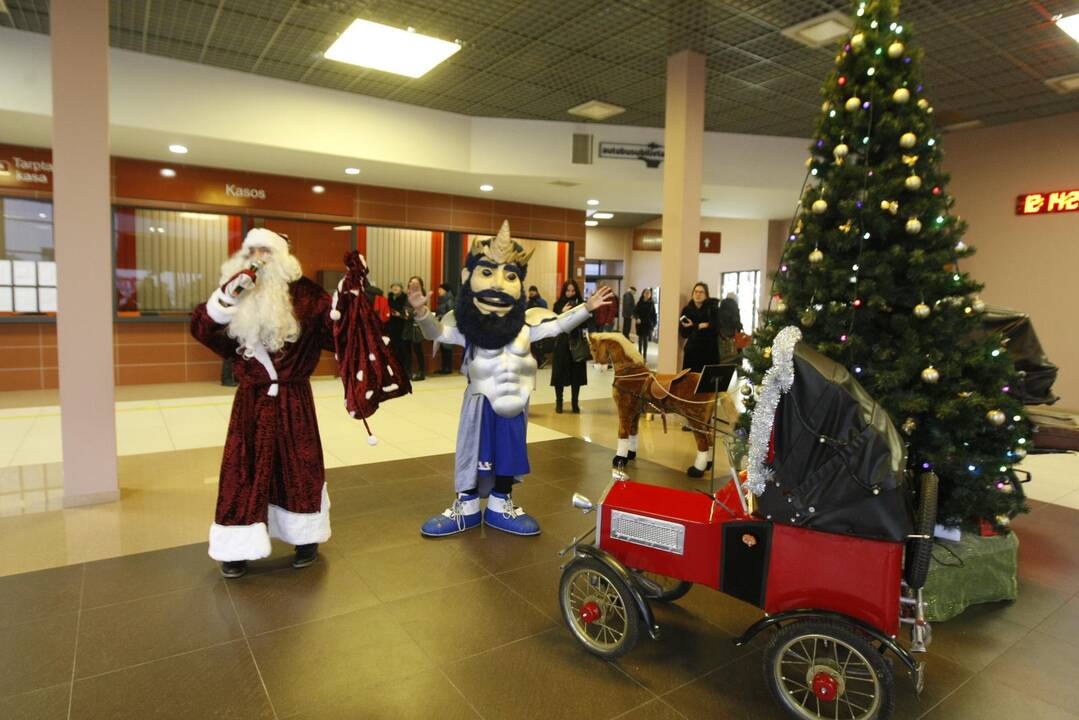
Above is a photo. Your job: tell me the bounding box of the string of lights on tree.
[738,0,1030,529]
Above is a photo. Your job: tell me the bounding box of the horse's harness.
[612,365,716,434]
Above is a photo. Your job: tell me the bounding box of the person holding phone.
[679,281,720,372]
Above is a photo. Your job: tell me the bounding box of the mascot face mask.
[456,222,535,349]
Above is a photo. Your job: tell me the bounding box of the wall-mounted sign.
[598,142,664,168]
[0,145,55,191]
[1016,189,1079,215]
[699,231,721,254]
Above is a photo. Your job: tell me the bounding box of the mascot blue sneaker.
[484,492,540,536]
[421,493,481,537]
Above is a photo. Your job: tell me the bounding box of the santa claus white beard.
[219,251,302,358]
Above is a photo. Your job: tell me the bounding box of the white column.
[658,50,706,374]
[51,0,119,507]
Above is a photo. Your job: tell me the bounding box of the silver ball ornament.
[913,303,931,319]
[905,175,922,190]
[905,217,922,234]
[812,199,828,214]
[888,42,905,58]
[808,248,824,264]
[845,96,862,112]
[892,88,910,104]
[955,240,968,252]
[899,132,918,149]
[833,143,849,159]
[1014,447,1027,460]
[972,297,986,313]
[921,366,940,384]
[986,409,1006,426]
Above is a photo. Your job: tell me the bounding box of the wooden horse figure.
[588,333,717,477]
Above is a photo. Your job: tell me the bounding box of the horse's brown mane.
[590,332,646,368]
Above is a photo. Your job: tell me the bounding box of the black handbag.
[569,334,591,363]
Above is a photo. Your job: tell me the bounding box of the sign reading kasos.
[1016,189,1079,216]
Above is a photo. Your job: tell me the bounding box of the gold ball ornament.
[800,308,817,327]
[850,33,866,51]
[905,217,922,234]
[845,96,862,112]
[808,248,824,264]
[901,417,917,435]
[812,199,828,214]
[821,101,831,112]
[899,132,918,149]
[921,366,940,384]
[887,42,905,58]
[905,175,922,190]
[986,409,1006,426]
[763,347,773,359]
[774,299,788,314]
[913,303,931,319]
[833,143,849,159]
[892,88,910,104]
[917,98,929,110]
[740,383,753,397]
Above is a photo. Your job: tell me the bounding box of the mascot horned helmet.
[463,220,535,317]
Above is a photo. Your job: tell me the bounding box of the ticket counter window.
[0,197,55,315]
[114,208,242,316]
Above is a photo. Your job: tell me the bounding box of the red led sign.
[1016,189,1079,215]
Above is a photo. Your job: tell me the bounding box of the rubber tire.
[764,619,895,720]
[559,557,642,660]
[905,472,939,590]
[637,571,693,602]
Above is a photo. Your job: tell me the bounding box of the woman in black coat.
[679,282,720,372]
[633,287,657,360]
[550,280,589,414]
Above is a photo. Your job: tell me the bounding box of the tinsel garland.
[745,326,802,496]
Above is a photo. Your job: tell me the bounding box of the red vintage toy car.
[558,336,936,720]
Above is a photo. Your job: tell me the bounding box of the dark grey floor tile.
[332,505,430,555]
[249,605,433,718]
[0,683,70,720]
[671,579,768,644]
[76,582,242,678]
[70,640,273,720]
[386,575,554,665]
[81,543,219,609]
[511,479,582,518]
[614,699,688,720]
[323,464,370,490]
[452,511,586,575]
[227,556,379,636]
[282,668,480,720]
[923,675,1079,720]
[1035,594,1079,638]
[445,628,653,720]
[982,629,1079,713]
[0,612,77,698]
[892,652,975,720]
[331,474,451,520]
[975,577,1075,630]
[662,650,788,720]
[496,557,565,622]
[0,563,82,629]
[928,604,1030,671]
[355,457,448,485]
[348,539,489,602]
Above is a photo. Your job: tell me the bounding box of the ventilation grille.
[610,510,685,555]
[572,133,594,165]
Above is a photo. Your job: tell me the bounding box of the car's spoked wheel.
[764,620,894,720]
[559,558,640,659]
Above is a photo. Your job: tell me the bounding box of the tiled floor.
[0,440,1077,720]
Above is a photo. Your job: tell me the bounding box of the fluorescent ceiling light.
[333,225,352,231]
[781,11,853,48]
[160,168,176,178]
[38,212,47,218]
[325,19,461,78]
[587,199,600,206]
[344,167,361,175]
[942,119,983,132]
[592,211,614,220]
[585,220,598,227]
[312,185,326,194]
[1056,13,1079,42]
[568,100,625,121]
[168,144,188,154]
[479,184,494,192]
[1045,71,1079,93]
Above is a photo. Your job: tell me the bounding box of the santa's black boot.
[293,544,319,569]
[220,561,247,579]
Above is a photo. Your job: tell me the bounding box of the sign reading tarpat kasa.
[1015,189,1079,215]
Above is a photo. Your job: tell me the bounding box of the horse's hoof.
[686,465,704,478]
[612,456,627,469]
[626,450,637,461]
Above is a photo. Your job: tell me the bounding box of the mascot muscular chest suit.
[409,221,612,536]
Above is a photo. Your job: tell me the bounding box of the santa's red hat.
[242,228,289,256]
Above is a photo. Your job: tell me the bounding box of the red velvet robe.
[191,277,334,561]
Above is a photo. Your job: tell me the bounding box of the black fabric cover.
[757,344,913,542]
[976,307,1058,406]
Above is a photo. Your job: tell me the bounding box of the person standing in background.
[403,276,427,381]
[590,282,619,370]
[551,280,589,413]
[435,282,456,374]
[526,285,548,309]
[387,281,408,374]
[527,285,551,367]
[621,286,636,338]
[679,282,720,371]
[633,287,657,361]
[717,292,743,363]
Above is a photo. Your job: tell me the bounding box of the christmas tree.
[742,0,1029,530]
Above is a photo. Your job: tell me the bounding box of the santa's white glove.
[221,268,257,301]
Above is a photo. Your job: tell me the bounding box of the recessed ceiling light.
[592,211,614,220]
[38,212,47,219]
[587,199,600,206]
[344,167,361,175]
[168,144,188,154]
[324,19,461,78]
[1056,13,1079,43]
[781,11,853,48]
[160,168,176,178]
[312,185,326,194]
[479,184,494,192]
[585,220,598,227]
[568,100,625,121]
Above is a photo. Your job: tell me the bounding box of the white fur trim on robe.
[206,288,239,325]
[208,521,272,562]
[268,483,332,546]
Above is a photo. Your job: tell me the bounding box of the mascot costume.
[409,221,612,536]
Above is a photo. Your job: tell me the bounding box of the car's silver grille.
[609,510,685,555]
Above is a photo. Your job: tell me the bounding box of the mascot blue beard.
[455,284,527,350]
